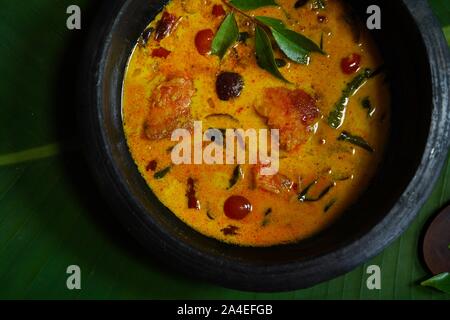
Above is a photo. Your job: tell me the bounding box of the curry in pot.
[122,0,390,246]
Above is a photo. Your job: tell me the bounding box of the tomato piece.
[341,53,361,74]
[212,5,226,17]
[154,12,177,41]
[151,47,171,58]
[224,196,252,220]
[195,29,214,55]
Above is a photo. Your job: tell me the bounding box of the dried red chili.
[187,178,201,210]
[146,160,157,171]
[151,47,171,58]
[154,12,177,41]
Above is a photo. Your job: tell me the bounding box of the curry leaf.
[255,16,285,29]
[304,184,334,202]
[320,32,324,51]
[230,0,278,10]
[343,68,372,95]
[271,29,313,64]
[228,165,243,189]
[256,16,324,55]
[421,273,450,294]
[211,13,239,59]
[255,26,289,82]
[298,180,316,202]
[444,26,450,46]
[361,96,376,117]
[154,166,171,179]
[328,68,372,129]
[256,16,325,64]
[338,131,374,152]
[324,198,337,212]
[298,180,334,202]
[279,28,324,54]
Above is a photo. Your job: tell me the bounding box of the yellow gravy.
[122,0,390,246]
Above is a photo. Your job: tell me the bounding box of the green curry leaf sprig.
[211,13,240,59]
[212,1,325,82]
[255,26,289,82]
[230,0,278,10]
[338,131,374,152]
[421,272,450,294]
[327,65,385,129]
[256,16,325,64]
[327,68,372,129]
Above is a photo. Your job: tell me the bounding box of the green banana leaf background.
[0,0,449,299]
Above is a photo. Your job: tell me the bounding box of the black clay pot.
[79,0,450,292]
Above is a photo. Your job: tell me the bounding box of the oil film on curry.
[121,0,390,246]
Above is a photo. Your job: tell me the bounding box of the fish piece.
[252,164,294,196]
[144,76,195,140]
[255,87,320,151]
